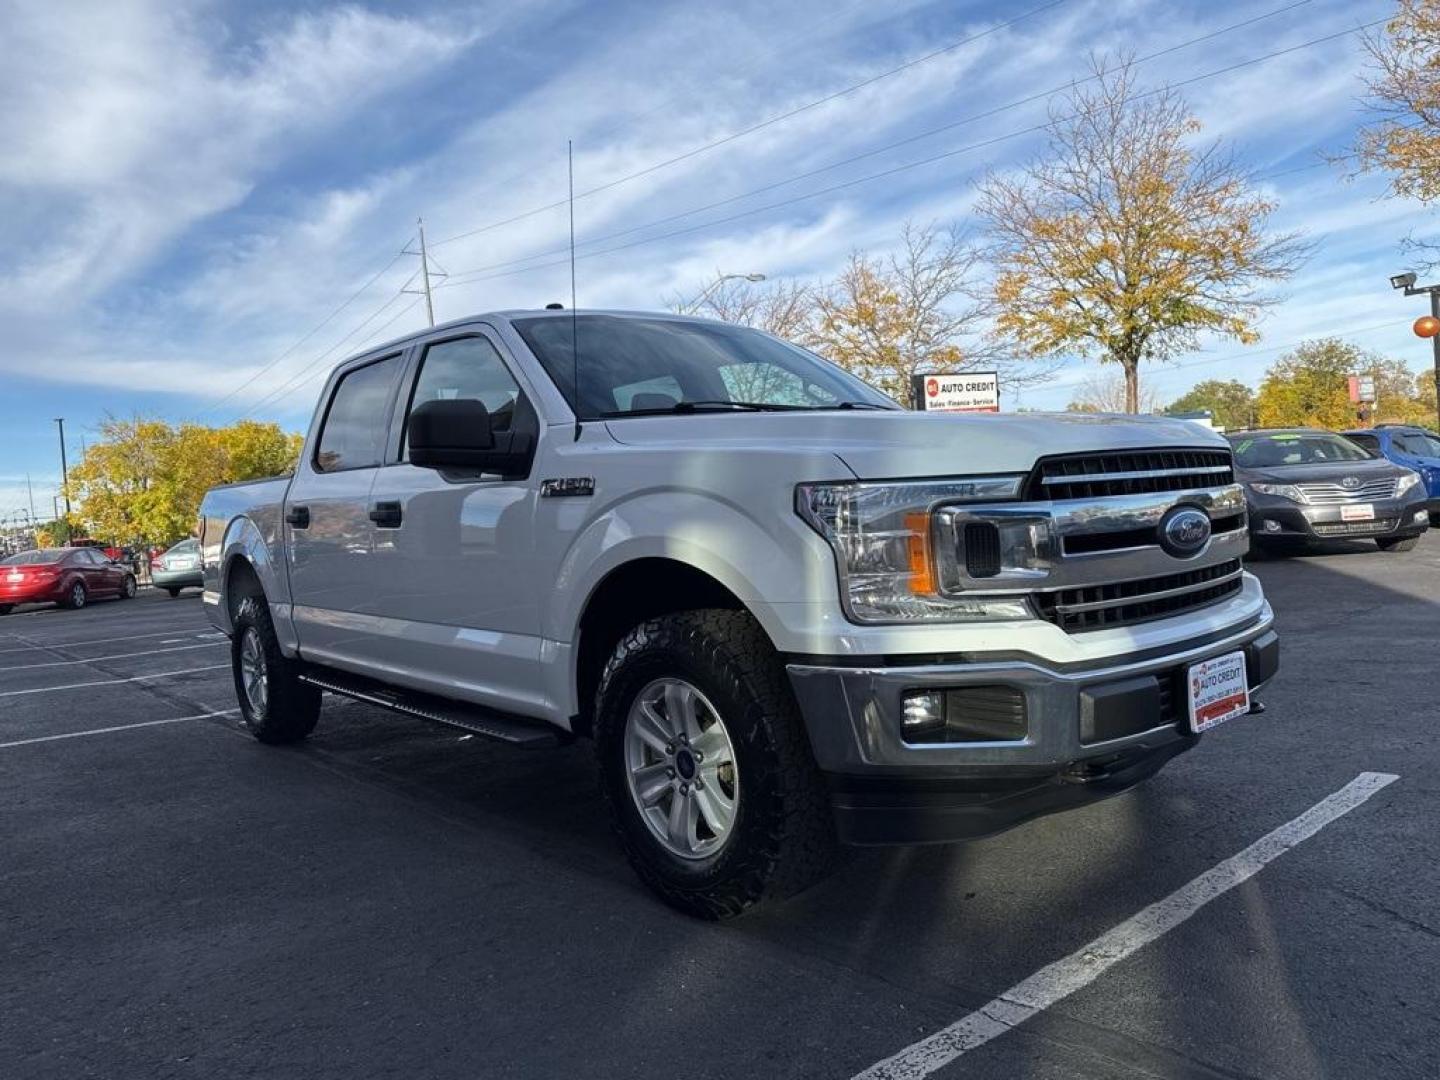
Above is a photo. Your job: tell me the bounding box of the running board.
[298,667,567,748]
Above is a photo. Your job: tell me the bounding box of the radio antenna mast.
[568,140,581,440]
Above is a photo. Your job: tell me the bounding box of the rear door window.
[315,355,402,472]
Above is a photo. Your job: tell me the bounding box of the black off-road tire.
[1377,535,1420,552]
[594,609,838,919]
[231,596,321,744]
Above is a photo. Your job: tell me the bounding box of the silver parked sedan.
[151,539,204,596]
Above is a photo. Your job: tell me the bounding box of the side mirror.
[409,399,532,475]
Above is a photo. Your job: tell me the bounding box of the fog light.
[901,687,1027,744]
[1415,511,1428,524]
[902,691,945,735]
[1262,519,1282,533]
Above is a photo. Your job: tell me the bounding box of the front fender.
[545,488,838,652]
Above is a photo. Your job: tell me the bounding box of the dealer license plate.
[1187,650,1249,734]
[1340,504,1375,522]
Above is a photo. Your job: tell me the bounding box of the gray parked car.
[151,539,204,596]
[1227,428,1429,552]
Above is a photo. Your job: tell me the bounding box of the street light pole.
[53,418,70,516]
[682,272,767,314]
[1389,272,1440,426]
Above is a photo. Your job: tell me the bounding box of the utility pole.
[53,418,70,516]
[26,472,36,524]
[402,218,442,328]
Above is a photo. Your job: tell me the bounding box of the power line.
[435,0,1319,284]
[199,235,413,417]
[435,18,1387,292]
[431,0,1070,248]
[240,289,410,419]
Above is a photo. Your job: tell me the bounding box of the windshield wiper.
[826,401,895,411]
[600,400,807,417]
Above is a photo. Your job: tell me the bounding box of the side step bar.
[298,666,567,749]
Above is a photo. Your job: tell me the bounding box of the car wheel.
[0,604,12,616]
[594,609,837,919]
[65,581,87,609]
[1376,536,1420,552]
[231,596,321,744]
[166,587,181,598]
[120,575,137,599]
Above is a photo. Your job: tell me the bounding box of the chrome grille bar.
[1296,478,1397,504]
[1040,465,1231,486]
[1051,565,1245,615]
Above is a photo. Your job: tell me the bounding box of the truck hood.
[604,410,1226,479]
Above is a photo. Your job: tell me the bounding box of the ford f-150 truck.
[199,309,1279,918]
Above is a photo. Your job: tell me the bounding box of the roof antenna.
[568,139,581,442]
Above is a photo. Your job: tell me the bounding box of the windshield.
[2,549,65,566]
[1228,432,1376,467]
[512,314,898,419]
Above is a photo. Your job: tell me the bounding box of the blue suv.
[1344,426,1440,524]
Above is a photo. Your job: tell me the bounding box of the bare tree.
[809,221,1022,401]
[1066,371,1163,414]
[670,275,817,341]
[978,57,1307,413]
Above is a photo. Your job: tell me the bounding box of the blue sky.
[0,0,1432,519]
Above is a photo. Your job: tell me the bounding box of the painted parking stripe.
[853,771,1400,1080]
[0,641,225,671]
[0,663,230,698]
[0,628,224,655]
[0,709,240,749]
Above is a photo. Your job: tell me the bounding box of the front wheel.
[0,605,12,616]
[1377,536,1420,552]
[120,575,137,599]
[231,596,321,744]
[594,609,837,919]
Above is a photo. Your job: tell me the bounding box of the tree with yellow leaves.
[1253,339,1433,429]
[978,59,1306,413]
[809,221,1012,402]
[65,418,302,544]
[1353,0,1440,206]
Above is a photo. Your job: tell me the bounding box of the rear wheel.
[594,609,837,919]
[65,581,87,609]
[231,596,320,744]
[0,605,12,616]
[166,587,181,598]
[1377,535,1420,552]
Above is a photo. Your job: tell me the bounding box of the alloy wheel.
[623,677,739,860]
[239,628,269,718]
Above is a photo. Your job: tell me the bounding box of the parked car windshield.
[2,549,67,565]
[1228,432,1375,467]
[512,314,898,419]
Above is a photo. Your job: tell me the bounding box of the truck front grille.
[1035,559,1244,633]
[1027,449,1233,501]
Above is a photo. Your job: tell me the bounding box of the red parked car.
[0,548,138,614]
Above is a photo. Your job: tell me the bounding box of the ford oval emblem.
[1159,506,1212,558]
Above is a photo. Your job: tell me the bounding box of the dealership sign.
[911,371,1000,413]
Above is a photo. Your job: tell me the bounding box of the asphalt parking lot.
[2,543,1438,1080]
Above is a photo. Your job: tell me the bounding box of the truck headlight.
[1249,481,1307,503]
[795,478,1033,624]
[1397,470,1422,497]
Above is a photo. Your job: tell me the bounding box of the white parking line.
[0,626,217,654]
[0,663,230,698]
[853,771,1400,1080]
[0,709,240,749]
[0,641,226,671]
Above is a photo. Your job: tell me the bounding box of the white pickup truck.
[199,309,1278,918]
